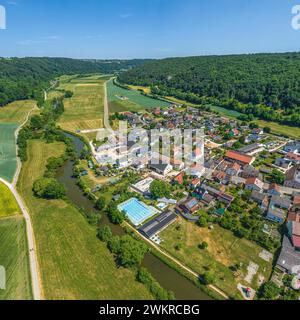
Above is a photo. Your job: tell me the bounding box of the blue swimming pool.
[118,198,158,226]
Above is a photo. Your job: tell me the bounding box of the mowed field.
[17,140,152,300]
[107,79,169,113]
[160,218,273,298]
[58,75,105,132]
[0,182,21,218]
[0,217,32,300]
[0,123,18,182]
[0,100,37,124]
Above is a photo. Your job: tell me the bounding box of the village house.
[251,191,269,212]
[268,183,281,196]
[180,198,200,214]
[284,164,300,189]
[269,195,292,211]
[149,163,173,176]
[245,177,264,192]
[266,207,286,224]
[225,150,255,167]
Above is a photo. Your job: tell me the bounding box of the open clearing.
[17,140,152,300]
[160,217,273,298]
[58,76,105,132]
[0,123,18,182]
[0,181,21,218]
[107,79,169,112]
[0,217,32,300]
[0,100,37,124]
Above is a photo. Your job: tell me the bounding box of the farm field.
[257,120,300,139]
[0,217,32,300]
[17,140,152,300]
[0,123,18,182]
[160,217,273,298]
[107,79,169,112]
[0,182,21,218]
[0,100,37,124]
[57,75,105,132]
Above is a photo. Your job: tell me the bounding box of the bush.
[95,197,106,211]
[199,242,208,250]
[33,178,66,199]
[202,271,216,285]
[98,226,113,243]
[150,180,171,199]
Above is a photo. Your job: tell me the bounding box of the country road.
[0,106,42,300]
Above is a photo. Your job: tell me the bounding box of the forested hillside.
[0,57,148,107]
[118,53,300,126]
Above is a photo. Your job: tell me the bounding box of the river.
[56,133,211,300]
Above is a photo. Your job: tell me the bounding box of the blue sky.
[0,0,300,58]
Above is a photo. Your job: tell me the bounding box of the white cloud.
[119,13,133,19]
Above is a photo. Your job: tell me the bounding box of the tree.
[259,281,281,300]
[198,216,208,228]
[202,271,216,285]
[33,178,66,199]
[263,126,271,133]
[98,226,113,243]
[150,180,171,199]
[199,242,208,250]
[95,197,106,211]
[117,235,148,268]
[270,169,285,185]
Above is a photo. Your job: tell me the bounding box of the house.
[180,198,200,214]
[284,141,300,154]
[171,158,185,171]
[266,207,286,224]
[149,163,173,176]
[188,163,205,178]
[173,172,185,185]
[268,183,281,196]
[284,164,300,189]
[212,171,229,185]
[270,195,292,210]
[131,177,154,195]
[252,128,264,135]
[226,162,241,176]
[238,143,265,156]
[287,221,300,250]
[241,165,260,179]
[139,211,177,239]
[251,191,269,212]
[245,177,264,192]
[225,150,255,166]
[276,236,300,275]
[286,152,300,164]
[190,178,201,189]
[275,158,292,170]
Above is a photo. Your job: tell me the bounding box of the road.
[0,106,42,300]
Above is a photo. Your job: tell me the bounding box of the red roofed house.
[225,151,255,166]
[268,183,281,196]
[245,177,264,192]
[173,172,184,185]
[288,222,300,250]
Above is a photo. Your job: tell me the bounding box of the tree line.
[118,52,300,127]
[0,57,149,107]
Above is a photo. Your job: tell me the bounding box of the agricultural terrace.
[0,217,32,300]
[107,79,169,113]
[0,182,21,218]
[160,217,273,298]
[17,140,152,300]
[57,75,105,133]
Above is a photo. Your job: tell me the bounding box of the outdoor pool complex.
[118,198,158,226]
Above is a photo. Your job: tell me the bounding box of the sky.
[0,0,300,59]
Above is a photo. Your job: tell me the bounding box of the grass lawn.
[160,217,273,298]
[257,120,300,139]
[58,76,105,132]
[17,140,152,300]
[0,100,37,124]
[0,217,32,300]
[0,182,21,218]
[107,79,169,112]
[0,123,18,182]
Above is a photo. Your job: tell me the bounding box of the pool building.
[118,198,158,226]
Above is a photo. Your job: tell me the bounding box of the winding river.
[57,133,210,300]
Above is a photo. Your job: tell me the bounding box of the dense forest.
[0,57,148,107]
[118,53,300,127]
